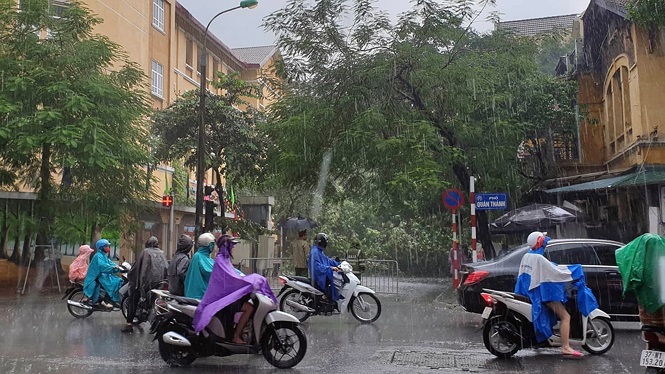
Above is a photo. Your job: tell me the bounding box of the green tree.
[263,0,569,257]
[0,0,153,261]
[151,71,270,204]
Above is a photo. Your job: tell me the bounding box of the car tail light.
[480,292,495,306]
[463,270,489,286]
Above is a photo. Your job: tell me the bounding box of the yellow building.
[545,0,665,241]
[2,0,281,259]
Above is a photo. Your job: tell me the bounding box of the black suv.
[456,238,639,321]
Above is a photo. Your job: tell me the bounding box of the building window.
[185,38,193,70]
[604,63,632,155]
[212,58,219,81]
[151,60,164,98]
[50,0,69,18]
[152,0,164,31]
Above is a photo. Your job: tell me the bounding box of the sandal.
[562,350,582,358]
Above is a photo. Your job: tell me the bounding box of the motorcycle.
[276,261,381,323]
[640,324,665,373]
[479,288,615,358]
[63,261,131,318]
[149,289,307,369]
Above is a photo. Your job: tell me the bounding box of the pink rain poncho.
[192,237,277,333]
[68,245,94,283]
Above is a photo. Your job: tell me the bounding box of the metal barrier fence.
[237,257,399,295]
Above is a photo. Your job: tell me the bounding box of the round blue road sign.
[442,189,464,210]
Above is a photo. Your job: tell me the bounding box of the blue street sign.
[442,189,464,210]
[475,193,507,210]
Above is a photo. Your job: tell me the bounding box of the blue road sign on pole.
[442,189,464,210]
[474,193,507,210]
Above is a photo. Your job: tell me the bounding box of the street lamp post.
[195,0,258,239]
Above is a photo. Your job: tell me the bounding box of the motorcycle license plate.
[641,350,665,368]
[481,307,492,320]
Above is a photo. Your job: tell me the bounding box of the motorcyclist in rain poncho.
[192,234,277,343]
[168,234,193,296]
[515,231,598,357]
[184,233,215,299]
[68,244,94,283]
[308,233,341,302]
[83,239,122,307]
[122,236,168,333]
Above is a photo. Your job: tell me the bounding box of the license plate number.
[641,350,665,368]
[481,307,492,319]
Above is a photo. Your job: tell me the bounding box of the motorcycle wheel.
[158,323,196,367]
[483,315,520,358]
[279,289,312,322]
[261,321,307,369]
[645,367,663,374]
[582,317,614,355]
[67,290,93,318]
[121,296,129,320]
[350,293,381,323]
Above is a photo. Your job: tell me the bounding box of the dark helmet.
[315,233,329,248]
[216,234,240,249]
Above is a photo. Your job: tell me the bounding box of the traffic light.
[162,195,173,208]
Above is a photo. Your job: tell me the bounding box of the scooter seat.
[642,325,665,334]
[172,295,200,306]
[291,276,311,284]
[506,292,532,304]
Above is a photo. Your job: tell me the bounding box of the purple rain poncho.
[192,241,277,333]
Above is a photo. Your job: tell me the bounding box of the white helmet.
[197,233,215,248]
[527,231,547,250]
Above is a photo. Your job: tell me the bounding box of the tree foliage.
[151,72,270,190]
[261,0,580,259]
[0,0,153,257]
[627,0,665,28]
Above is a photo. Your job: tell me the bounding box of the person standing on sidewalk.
[290,230,310,277]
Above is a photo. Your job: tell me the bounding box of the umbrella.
[280,217,318,231]
[490,203,583,234]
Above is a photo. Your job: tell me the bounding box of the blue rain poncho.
[308,245,340,301]
[184,244,214,299]
[83,247,122,303]
[515,244,599,342]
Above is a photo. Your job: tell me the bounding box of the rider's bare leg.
[232,302,253,344]
[546,301,578,355]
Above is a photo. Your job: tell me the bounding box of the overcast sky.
[177,0,590,49]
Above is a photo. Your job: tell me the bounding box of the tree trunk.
[7,203,21,264]
[0,200,8,259]
[34,142,53,263]
[9,232,20,265]
[20,229,32,267]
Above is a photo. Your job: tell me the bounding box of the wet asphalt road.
[0,279,647,374]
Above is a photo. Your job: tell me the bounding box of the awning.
[545,169,665,194]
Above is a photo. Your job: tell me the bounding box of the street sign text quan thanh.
[475,193,507,210]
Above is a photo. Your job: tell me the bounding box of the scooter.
[640,325,665,373]
[63,261,131,318]
[276,261,381,323]
[479,288,615,358]
[149,289,307,369]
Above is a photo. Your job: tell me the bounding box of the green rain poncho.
[615,233,665,314]
[184,244,214,299]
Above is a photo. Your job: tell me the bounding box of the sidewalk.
[0,259,68,294]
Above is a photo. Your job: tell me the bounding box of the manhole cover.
[390,350,519,371]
